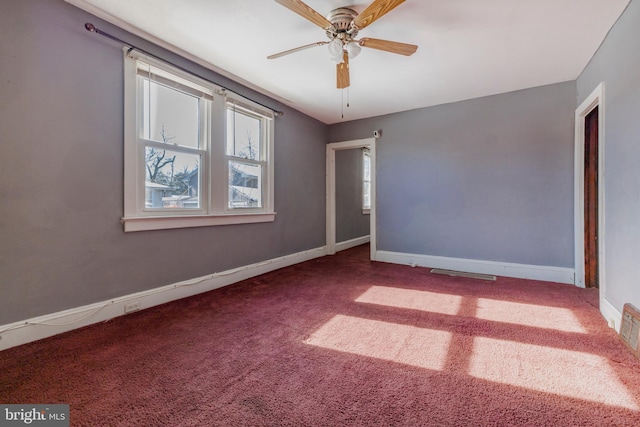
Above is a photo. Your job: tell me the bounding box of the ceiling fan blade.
[359,37,418,56]
[267,41,328,59]
[337,52,350,89]
[352,0,406,29]
[275,0,332,29]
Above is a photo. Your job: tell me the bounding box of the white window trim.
[122,49,275,232]
[122,212,276,232]
[224,99,274,213]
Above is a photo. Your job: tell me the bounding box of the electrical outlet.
[124,302,141,314]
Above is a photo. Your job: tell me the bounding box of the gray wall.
[577,0,640,311]
[335,149,370,243]
[330,82,576,267]
[0,0,327,325]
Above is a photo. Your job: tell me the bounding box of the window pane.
[229,161,262,208]
[363,151,371,209]
[363,182,371,209]
[227,108,261,160]
[363,152,371,181]
[145,147,200,209]
[142,77,200,148]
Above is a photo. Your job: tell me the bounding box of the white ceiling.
[68,0,630,124]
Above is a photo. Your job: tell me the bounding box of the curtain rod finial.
[85,23,96,32]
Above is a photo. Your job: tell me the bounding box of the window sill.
[122,212,276,232]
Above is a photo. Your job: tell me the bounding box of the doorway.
[584,106,599,288]
[574,83,604,292]
[326,138,376,259]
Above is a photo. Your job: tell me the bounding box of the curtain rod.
[84,23,284,117]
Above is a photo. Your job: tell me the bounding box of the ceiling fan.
[268,0,418,89]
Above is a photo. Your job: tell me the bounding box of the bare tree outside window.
[145,125,176,185]
[145,124,199,209]
[238,130,257,160]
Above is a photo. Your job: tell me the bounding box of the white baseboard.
[0,246,327,351]
[375,250,576,284]
[600,296,623,332]
[335,235,370,253]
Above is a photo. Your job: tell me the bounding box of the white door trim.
[574,83,605,299]
[326,138,376,259]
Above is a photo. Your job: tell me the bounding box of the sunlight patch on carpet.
[304,315,451,371]
[475,299,587,333]
[355,286,462,315]
[469,337,638,410]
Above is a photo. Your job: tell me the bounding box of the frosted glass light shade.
[328,38,343,57]
[345,42,361,59]
[329,54,344,64]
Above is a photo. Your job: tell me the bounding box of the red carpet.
[2,244,640,426]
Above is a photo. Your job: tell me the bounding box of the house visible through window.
[363,148,371,213]
[123,50,275,232]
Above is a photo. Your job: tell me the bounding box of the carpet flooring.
[2,244,640,426]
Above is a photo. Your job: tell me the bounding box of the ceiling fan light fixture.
[270,0,417,90]
[345,41,361,59]
[328,38,343,58]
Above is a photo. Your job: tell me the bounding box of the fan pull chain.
[341,88,351,120]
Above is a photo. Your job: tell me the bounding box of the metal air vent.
[620,303,640,359]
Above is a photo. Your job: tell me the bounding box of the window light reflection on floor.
[355,286,462,316]
[469,336,638,410]
[475,299,587,333]
[304,314,452,371]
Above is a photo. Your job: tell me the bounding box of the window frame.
[225,101,270,211]
[122,49,275,232]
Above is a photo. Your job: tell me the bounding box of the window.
[363,148,371,213]
[123,50,275,232]
[227,104,265,209]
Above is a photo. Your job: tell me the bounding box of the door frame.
[326,138,376,259]
[574,82,605,292]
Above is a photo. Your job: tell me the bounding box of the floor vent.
[620,303,640,360]
[430,269,496,281]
